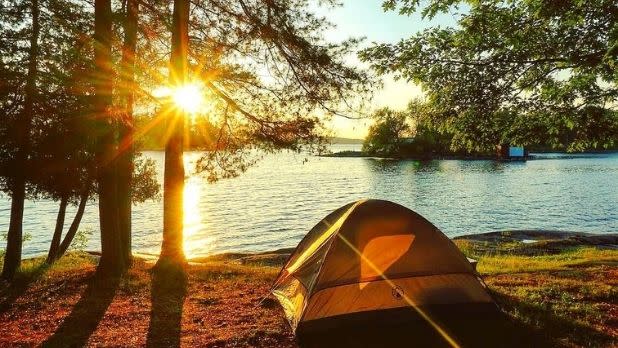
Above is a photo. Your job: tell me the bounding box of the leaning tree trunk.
[1,0,40,280]
[95,0,124,276]
[57,186,90,258]
[158,0,188,264]
[117,0,139,268]
[46,196,69,264]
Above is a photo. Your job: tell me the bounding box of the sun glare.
[173,84,203,114]
[182,155,217,259]
[153,83,204,114]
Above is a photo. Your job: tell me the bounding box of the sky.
[317,0,459,139]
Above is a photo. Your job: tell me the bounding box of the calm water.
[2,146,617,258]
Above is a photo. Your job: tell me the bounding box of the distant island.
[319,150,498,160]
[328,137,364,145]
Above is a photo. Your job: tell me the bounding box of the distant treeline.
[363,103,618,159]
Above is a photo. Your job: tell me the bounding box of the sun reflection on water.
[183,155,216,258]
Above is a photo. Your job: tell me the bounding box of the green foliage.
[177,0,373,180]
[69,228,93,252]
[363,101,464,157]
[1,231,31,243]
[362,0,618,152]
[131,154,160,204]
[363,108,411,156]
[0,0,93,197]
[0,231,33,269]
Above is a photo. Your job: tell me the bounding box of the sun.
[172,83,203,114]
[153,83,204,114]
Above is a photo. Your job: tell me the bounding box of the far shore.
[319,149,618,161]
[318,150,499,160]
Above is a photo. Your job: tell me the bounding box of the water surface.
[1,146,617,258]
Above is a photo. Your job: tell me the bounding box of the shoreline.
[319,150,618,160]
[21,230,618,264]
[82,230,617,265]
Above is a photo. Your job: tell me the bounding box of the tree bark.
[1,0,40,280]
[58,187,90,257]
[46,196,68,264]
[2,187,25,280]
[95,0,124,276]
[158,0,188,264]
[117,0,139,268]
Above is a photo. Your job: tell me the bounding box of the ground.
[0,231,616,347]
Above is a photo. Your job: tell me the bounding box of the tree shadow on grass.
[42,273,120,348]
[146,261,187,348]
[0,263,49,314]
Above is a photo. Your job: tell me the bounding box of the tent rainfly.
[271,199,498,336]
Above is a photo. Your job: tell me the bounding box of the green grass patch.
[474,247,618,274]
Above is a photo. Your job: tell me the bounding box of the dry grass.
[0,240,616,347]
[0,253,293,347]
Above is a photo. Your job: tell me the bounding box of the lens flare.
[172,83,203,114]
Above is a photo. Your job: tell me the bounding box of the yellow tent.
[272,199,497,338]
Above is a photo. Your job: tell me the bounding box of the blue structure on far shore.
[497,144,529,160]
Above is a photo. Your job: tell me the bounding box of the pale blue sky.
[320,0,458,43]
[317,0,460,138]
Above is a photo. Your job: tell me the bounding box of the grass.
[456,240,618,274]
[455,239,618,347]
[0,241,616,347]
[0,253,293,347]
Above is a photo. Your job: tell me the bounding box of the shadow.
[297,307,543,348]
[146,261,187,348]
[0,263,48,314]
[42,272,120,348]
[491,290,615,347]
[297,303,554,348]
[300,289,611,347]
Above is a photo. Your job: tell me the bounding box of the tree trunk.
[117,0,139,268]
[2,186,25,280]
[46,196,69,264]
[158,0,188,264]
[1,0,40,280]
[58,187,90,257]
[95,0,124,276]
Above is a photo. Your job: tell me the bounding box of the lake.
[2,146,617,259]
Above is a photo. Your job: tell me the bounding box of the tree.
[4,0,372,270]
[0,0,41,280]
[27,5,94,264]
[1,0,106,275]
[41,154,159,265]
[188,0,371,180]
[31,98,96,264]
[403,99,454,157]
[117,0,139,267]
[94,0,124,275]
[363,108,411,156]
[151,0,371,261]
[158,0,190,265]
[361,0,618,152]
